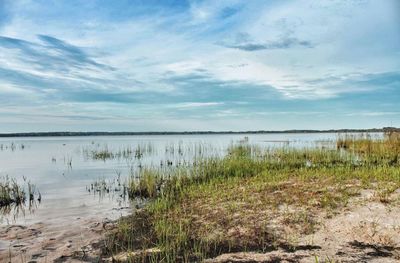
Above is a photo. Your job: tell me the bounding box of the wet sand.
[0,207,129,263]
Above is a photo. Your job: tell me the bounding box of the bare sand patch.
[0,216,116,263]
[206,189,400,263]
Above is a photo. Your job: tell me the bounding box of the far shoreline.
[0,127,398,138]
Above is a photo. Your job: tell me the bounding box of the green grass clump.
[105,133,400,262]
[0,176,26,207]
[128,169,163,199]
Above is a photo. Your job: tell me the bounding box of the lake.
[0,133,379,226]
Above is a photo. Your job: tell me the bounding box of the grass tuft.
[0,176,26,207]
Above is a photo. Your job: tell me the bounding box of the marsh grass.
[88,171,130,201]
[105,133,400,262]
[0,142,26,151]
[83,143,155,161]
[128,169,163,199]
[0,176,41,206]
[337,132,400,160]
[0,176,25,207]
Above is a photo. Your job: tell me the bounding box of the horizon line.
[0,127,398,138]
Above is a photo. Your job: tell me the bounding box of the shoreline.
[1,133,399,262]
[2,184,399,262]
[1,127,398,138]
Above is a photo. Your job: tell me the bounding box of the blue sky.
[0,0,399,132]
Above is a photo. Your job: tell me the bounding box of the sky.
[0,0,399,132]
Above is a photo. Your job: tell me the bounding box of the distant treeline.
[0,127,398,138]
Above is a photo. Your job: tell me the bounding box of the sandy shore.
[0,214,119,262]
[2,190,400,262]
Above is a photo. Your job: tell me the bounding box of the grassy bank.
[104,133,400,262]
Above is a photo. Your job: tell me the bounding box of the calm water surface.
[0,133,378,225]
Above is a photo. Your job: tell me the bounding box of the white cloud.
[171,102,224,108]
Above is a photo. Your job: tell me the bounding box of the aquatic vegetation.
[0,142,26,151]
[105,133,400,262]
[82,141,222,165]
[88,172,126,197]
[83,143,155,161]
[337,131,400,155]
[0,176,40,209]
[64,156,73,167]
[27,181,37,202]
[0,176,25,207]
